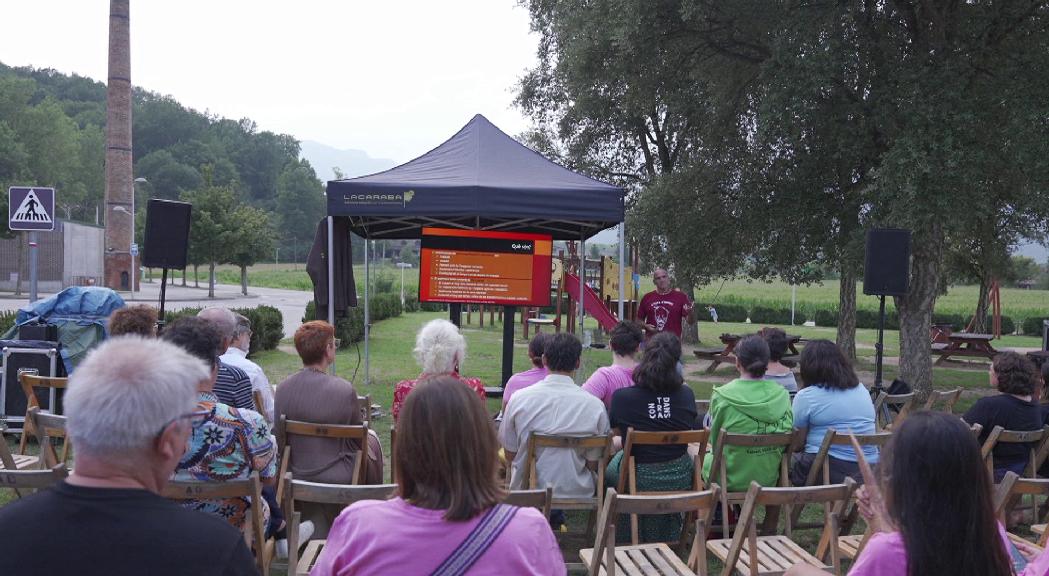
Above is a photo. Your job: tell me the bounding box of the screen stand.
[449,303,461,328]
[502,306,516,386]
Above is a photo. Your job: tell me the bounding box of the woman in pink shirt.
[501,332,550,410]
[311,376,566,576]
[786,411,1020,576]
[582,321,643,410]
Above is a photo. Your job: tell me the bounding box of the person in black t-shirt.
[963,351,1041,481]
[606,332,697,543]
[0,336,256,576]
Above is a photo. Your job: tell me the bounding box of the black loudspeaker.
[863,228,911,296]
[142,199,192,269]
[18,322,58,342]
[1,340,64,429]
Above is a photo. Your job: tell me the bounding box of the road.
[0,281,313,338]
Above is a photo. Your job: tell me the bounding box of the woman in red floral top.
[392,319,486,420]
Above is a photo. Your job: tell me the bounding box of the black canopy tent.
[323,114,626,385]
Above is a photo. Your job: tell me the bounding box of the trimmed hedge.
[1023,316,1049,337]
[162,305,283,357]
[750,306,806,326]
[711,303,748,323]
[0,310,16,336]
[304,293,407,349]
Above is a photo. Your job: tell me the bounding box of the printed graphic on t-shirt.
[648,397,671,419]
[650,301,673,331]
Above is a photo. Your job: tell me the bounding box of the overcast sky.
[1,0,539,164]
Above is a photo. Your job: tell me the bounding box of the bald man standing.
[637,268,695,339]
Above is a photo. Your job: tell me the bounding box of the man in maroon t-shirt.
[638,268,695,338]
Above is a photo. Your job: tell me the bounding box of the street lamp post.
[132,177,148,296]
[396,262,413,306]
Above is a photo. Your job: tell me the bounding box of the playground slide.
[563,272,620,331]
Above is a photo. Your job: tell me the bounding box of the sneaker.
[276,539,289,560]
[274,521,315,559]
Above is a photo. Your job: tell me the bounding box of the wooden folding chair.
[706,430,798,537]
[163,471,273,575]
[619,428,709,546]
[707,479,857,576]
[994,472,1049,552]
[0,428,39,471]
[357,394,372,421]
[790,430,890,528]
[277,416,370,486]
[0,463,66,499]
[580,487,722,576]
[389,426,397,484]
[872,391,915,431]
[18,373,68,455]
[27,407,70,468]
[505,487,553,519]
[280,473,398,576]
[522,432,613,538]
[980,425,1049,480]
[922,388,963,413]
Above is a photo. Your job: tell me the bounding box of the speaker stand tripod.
[157,268,169,332]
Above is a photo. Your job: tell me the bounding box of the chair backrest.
[18,374,68,455]
[523,432,613,496]
[280,473,398,572]
[278,415,370,485]
[0,463,67,499]
[707,429,798,493]
[587,487,722,576]
[980,425,1049,478]
[873,391,915,430]
[619,428,709,494]
[28,407,70,468]
[504,487,553,518]
[390,426,397,484]
[696,399,711,414]
[724,480,857,576]
[923,388,963,413]
[996,472,1049,547]
[163,471,268,575]
[358,394,372,421]
[252,390,268,422]
[801,430,892,487]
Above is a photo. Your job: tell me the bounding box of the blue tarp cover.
[5,286,125,373]
[326,114,625,240]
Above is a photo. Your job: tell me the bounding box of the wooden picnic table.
[693,332,802,374]
[932,332,999,365]
[1027,350,1049,369]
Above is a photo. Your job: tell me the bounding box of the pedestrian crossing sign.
[8,187,55,231]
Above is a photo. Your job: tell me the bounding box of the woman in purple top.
[501,332,550,410]
[785,411,1017,576]
[583,321,643,409]
[311,376,565,576]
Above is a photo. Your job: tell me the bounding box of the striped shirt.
[214,361,254,410]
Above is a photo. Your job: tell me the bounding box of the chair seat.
[551,496,599,510]
[708,535,827,575]
[580,542,693,575]
[1033,523,1046,536]
[296,539,326,576]
[8,454,40,470]
[837,534,865,560]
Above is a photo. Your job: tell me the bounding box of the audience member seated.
[311,376,566,575]
[785,411,1029,576]
[197,307,255,410]
[0,336,257,575]
[762,327,798,392]
[392,319,486,420]
[789,339,878,486]
[221,312,275,421]
[501,332,550,410]
[499,332,609,528]
[107,304,159,337]
[274,321,384,534]
[606,332,698,542]
[583,320,644,410]
[963,351,1041,481]
[702,335,793,491]
[163,317,278,535]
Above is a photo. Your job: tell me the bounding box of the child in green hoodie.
[702,335,793,491]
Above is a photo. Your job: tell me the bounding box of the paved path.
[0,281,312,338]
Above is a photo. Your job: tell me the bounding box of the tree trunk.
[181,267,186,286]
[971,276,991,333]
[240,265,248,296]
[895,224,944,401]
[193,264,200,288]
[208,262,216,298]
[836,269,858,361]
[680,281,699,344]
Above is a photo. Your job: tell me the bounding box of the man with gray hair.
[221,312,275,421]
[198,307,254,410]
[0,337,256,575]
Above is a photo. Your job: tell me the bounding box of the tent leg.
[502,306,516,386]
[327,217,336,374]
[618,223,625,320]
[364,238,370,385]
[579,234,586,336]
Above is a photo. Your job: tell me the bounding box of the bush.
[303,300,364,348]
[164,307,202,325]
[1023,316,1049,337]
[0,310,17,336]
[710,303,748,323]
[232,305,283,355]
[813,308,839,327]
[932,312,967,331]
[750,306,791,325]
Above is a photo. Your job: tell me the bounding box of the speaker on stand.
[863,228,912,397]
[142,199,192,330]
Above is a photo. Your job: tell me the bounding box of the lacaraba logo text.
[343,190,416,207]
